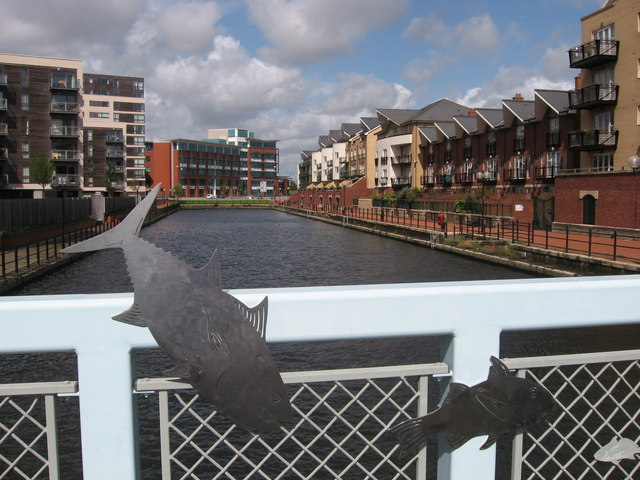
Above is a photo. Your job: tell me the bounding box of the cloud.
[155,1,223,54]
[246,0,410,66]
[404,13,499,56]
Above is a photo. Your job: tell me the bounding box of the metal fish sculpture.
[594,436,640,464]
[389,356,556,455]
[62,184,293,432]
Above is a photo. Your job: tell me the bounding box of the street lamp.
[476,170,486,237]
[627,147,640,172]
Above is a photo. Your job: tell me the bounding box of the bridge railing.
[1,275,639,479]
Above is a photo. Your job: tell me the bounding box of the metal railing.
[0,276,639,479]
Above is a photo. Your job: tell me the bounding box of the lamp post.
[51,175,68,245]
[628,148,640,228]
[477,170,486,238]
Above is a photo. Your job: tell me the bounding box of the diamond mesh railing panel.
[136,363,448,479]
[0,381,78,480]
[506,350,640,480]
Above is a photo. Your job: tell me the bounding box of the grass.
[443,236,524,260]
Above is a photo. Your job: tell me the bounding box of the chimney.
[468,108,477,116]
[575,73,582,90]
[512,93,524,101]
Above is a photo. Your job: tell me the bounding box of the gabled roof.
[340,122,361,139]
[453,116,479,135]
[301,150,313,159]
[318,135,330,148]
[535,90,571,121]
[434,121,457,140]
[475,108,504,130]
[418,127,438,143]
[502,99,536,125]
[376,108,418,126]
[328,129,342,143]
[412,99,470,124]
[360,116,381,132]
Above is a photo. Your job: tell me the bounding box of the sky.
[2,0,605,179]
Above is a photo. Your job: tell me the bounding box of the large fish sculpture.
[389,356,556,456]
[62,184,293,432]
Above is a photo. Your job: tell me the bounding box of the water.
[3,209,638,479]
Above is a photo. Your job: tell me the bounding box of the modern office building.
[0,53,145,199]
[207,128,279,196]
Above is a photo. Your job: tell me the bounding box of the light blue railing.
[1,275,640,479]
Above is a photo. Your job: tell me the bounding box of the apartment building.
[0,54,145,199]
[555,0,640,227]
[207,128,279,196]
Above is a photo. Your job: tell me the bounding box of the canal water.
[3,209,638,479]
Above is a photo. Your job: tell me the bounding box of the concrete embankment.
[276,207,640,277]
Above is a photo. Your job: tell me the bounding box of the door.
[582,195,596,225]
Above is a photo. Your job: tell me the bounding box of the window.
[88,145,93,157]
[89,112,109,119]
[21,117,29,135]
[22,166,30,183]
[594,112,614,131]
[20,68,29,87]
[593,24,614,40]
[87,129,93,141]
[592,153,613,172]
[21,92,29,111]
[51,71,76,88]
[113,113,120,123]
[89,100,109,107]
[133,114,145,124]
[21,143,29,159]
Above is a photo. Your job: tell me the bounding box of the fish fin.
[480,433,500,450]
[488,356,512,381]
[164,363,191,380]
[112,302,147,327]
[231,296,269,339]
[444,383,470,404]
[206,317,231,360]
[446,433,474,450]
[388,416,430,457]
[197,250,221,288]
[61,184,161,254]
[474,386,509,422]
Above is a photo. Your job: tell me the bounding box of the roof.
[328,130,342,143]
[340,123,361,139]
[453,116,479,135]
[412,99,470,123]
[318,135,330,148]
[535,90,571,120]
[376,108,418,126]
[502,99,536,124]
[475,108,504,129]
[434,121,457,140]
[360,116,381,132]
[418,127,438,143]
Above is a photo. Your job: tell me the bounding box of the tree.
[31,151,55,193]
[104,164,119,196]
[172,184,184,198]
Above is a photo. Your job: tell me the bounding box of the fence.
[289,204,640,265]
[0,197,92,232]
[0,276,639,479]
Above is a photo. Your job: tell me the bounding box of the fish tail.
[62,184,161,254]
[389,415,438,457]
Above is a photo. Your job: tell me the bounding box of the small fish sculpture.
[389,356,556,455]
[594,436,640,464]
[62,184,293,432]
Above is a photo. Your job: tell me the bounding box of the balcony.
[50,125,80,137]
[0,173,8,186]
[51,174,81,187]
[378,176,388,186]
[50,101,80,114]
[569,84,618,109]
[421,175,435,186]
[391,176,411,187]
[50,78,80,90]
[0,98,7,110]
[51,149,79,162]
[535,165,559,181]
[0,123,7,135]
[568,39,619,69]
[455,172,474,184]
[477,170,497,184]
[391,155,411,165]
[1,277,638,480]
[503,167,527,182]
[106,147,124,158]
[437,174,452,186]
[569,129,618,151]
[107,132,124,143]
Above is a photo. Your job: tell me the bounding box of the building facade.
[0,54,144,199]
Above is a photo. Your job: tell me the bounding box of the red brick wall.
[555,173,640,228]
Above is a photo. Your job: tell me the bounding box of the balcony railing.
[391,176,411,186]
[503,167,527,182]
[50,125,80,137]
[106,148,124,158]
[568,39,619,69]
[421,175,435,186]
[535,165,560,180]
[51,174,81,187]
[437,174,452,185]
[392,155,411,164]
[50,78,80,90]
[455,172,474,184]
[0,123,8,135]
[1,277,639,479]
[569,129,618,151]
[569,84,618,109]
[50,102,80,114]
[51,149,79,161]
[0,98,7,110]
